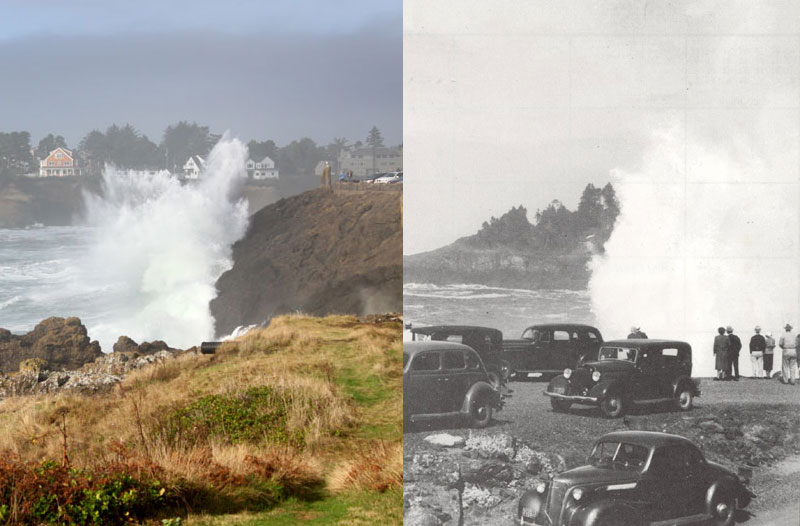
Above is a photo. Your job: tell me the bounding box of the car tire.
[550,398,572,413]
[470,398,493,428]
[709,490,736,526]
[675,386,693,411]
[600,392,624,418]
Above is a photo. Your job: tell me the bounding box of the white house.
[246,156,279,180]
[183,155,205,179]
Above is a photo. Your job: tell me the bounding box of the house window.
[56,153,63,159]
[49,161,54,166]
[64,162,70,166]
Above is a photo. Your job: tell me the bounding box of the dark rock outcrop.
[113,336,173,355]
[0,317,103,373]
[210,188,402,336]
[0,176,102,228]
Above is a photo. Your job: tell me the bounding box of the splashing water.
[589,123,799,377]
[79,136,250,350]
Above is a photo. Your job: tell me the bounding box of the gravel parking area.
[404,377,800,525]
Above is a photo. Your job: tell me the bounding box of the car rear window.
[442,350,466,370]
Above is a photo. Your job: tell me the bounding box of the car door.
[526,327,550,372]
[441,349,471,412]
[640,445,708,520]
[405,350,445,415]
[550,329,574,370]
[631,348,662,401]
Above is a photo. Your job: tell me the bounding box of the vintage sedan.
[503,324,603,380]
[544,339,700,418]
[518,431,753,526]
[403,341,502,428]
[410,325,511,386]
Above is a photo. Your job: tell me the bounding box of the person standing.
[726,326,742,381]
[713,327,730,381]
[627,326,648,339]
[764,331,776,379]
[778,323,798,385]
[749,326,766,379]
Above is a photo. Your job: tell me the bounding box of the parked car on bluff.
[503,324,603,380]
[403,341,503,428]
[544,339,700,418]
[518,431,753,526]
[410,325,511,386]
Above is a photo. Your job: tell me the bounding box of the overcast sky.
[0,0,401,148]
[404,0,800,255]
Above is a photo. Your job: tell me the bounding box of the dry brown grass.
[0,314,402,515]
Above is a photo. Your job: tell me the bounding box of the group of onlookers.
[714,324,798,384]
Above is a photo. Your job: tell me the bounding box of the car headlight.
[571,488,584,501]
[535,481,546,493]
[592,371,601,382]
[563,368,572,379]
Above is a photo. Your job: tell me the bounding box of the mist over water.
[77,136,250,350]
[589,123,799,377]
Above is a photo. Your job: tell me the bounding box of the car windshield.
[589,441,649,471]
[521,328,540,341]
[598,346,637,362]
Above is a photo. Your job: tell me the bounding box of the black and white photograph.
[403,1,800,525]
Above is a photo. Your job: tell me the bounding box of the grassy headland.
[0,314,402,525]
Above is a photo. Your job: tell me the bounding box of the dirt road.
[404,377,800,525]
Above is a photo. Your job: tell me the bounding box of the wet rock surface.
[0,317,103,373]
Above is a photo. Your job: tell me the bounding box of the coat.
[714,334,730,370]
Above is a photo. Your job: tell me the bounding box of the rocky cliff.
[0,176,102,228]
[210,188,402,336]
[0,317,103,373]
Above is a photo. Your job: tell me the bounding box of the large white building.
[182,155,206,179]
[338,146,402,177]
[246,156,279,179]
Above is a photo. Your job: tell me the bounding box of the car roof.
[412,325,503,338]
[601,339,691,349]
[403,340,476,356]
[597,430,698,449]
[524,323,599,331]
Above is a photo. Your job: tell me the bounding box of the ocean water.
[0,137,250,352]
[403,282,595,340]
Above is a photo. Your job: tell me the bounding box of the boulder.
[113,336,139,354]
[0,317,103,372]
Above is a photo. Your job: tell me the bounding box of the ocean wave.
[403,292,511,300]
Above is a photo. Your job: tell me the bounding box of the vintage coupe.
[409,325,511,386]
[503,324,603,380]
[544,339,700,418]
[518,431,753,526]
[403,341,502,428]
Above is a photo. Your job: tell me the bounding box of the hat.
[785,323,793,330]
[630,326,638,332]
[726,326,733,333]
[767,331,773,337]
[754,325,761,331]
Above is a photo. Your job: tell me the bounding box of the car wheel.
[676,387,693,411]
[709,491,736,526]
[550,398,572,413]
[470,398,493,428]
[600,392,624,418]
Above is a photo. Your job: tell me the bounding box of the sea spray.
[80,135,250,350]
[589,123,799,377]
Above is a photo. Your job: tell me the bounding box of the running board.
[649,513,711,526]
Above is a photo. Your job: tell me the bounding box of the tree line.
[469,183,620,253]
[0,124,392,179]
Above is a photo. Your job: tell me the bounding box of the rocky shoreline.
[0,316,187,397]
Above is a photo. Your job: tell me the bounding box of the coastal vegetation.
[0,314,402,525]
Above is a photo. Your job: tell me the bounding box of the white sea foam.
[589,122,799,377]
[78,135,250,350]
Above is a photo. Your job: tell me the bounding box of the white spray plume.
[589,122,799,376]
[81,135,250,350]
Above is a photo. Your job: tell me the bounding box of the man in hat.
[764,331,776,379]
[726,326,742,381]
[749,326,766,378]
[779,323,798,385]
[713,326,730,381]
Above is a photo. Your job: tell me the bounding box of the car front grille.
[545,481,568,525]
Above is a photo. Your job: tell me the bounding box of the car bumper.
[543,391,599,404]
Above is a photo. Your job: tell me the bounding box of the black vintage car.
[544,339,700,418]
[503,324,603,380]
[518,431,753,526]
[410,325,511,386]
[403,341,502,428]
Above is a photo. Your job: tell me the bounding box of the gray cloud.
[0,22,401,147]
